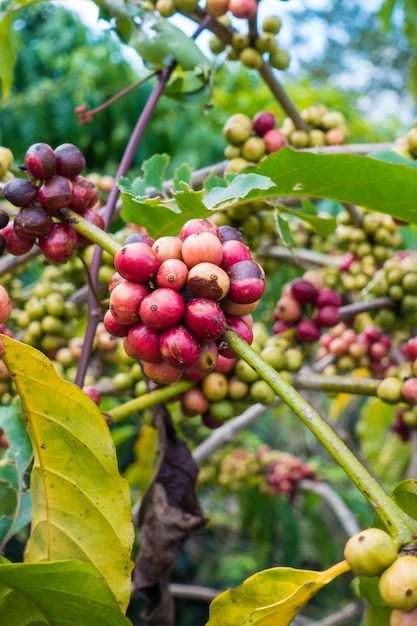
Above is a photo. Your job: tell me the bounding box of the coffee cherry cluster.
[210,11,290,72]
[104,219,265,386]
[317,323,394,377]
[10,276,81,355]
[199,444,317,499]
[280,103,348,149]
[273,273,343,344]
[0,142,103,263]
[362,253,417,331]
[222,110,288,174]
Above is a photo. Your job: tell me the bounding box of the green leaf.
[155,19,209,71]
[0,404,32,548]
[142,153,170,193]
[206,561,350,626]
[134,14,209,71]
[239,147,417,226]
[0,13,15,99]
[0,560,132,625]
[368,150,417,169]
[172,163,193,192]
[277,214,295,246]
[203,173,276,208]
[285,199,337,237]
[120,184,211,238]
[0,335,134,613]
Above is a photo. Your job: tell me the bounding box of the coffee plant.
[2,1,417,625]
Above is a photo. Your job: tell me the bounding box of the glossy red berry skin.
[296,318,321,342]
[54,143,86,178]
[109,281,148,326]
[142,360,183,385]
[291,278,319,304]
[220,240,252,270]
[179,218,219,241]
[38,175,73,211]
[24,142,57,180]
[103,309,130,337]
[315,288,342,308]
[183,298,226,341]
[0,223,34,255]
[114,242,160,283]
[156,259,189,291]
[77,208,105,246]
[227,260,266,304]
[252,111,276,136]
[124,323,163,363]
[38,223,78,263]
[159,324,201,370]
[70,176,99,212]
[139,288,185,330]
[217,316,253,358]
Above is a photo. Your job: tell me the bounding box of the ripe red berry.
[156,259,189,291]
[103,309,129,337]
[274,295,302,323]
[70,175,99,212]
[151,236,183,262]
[227,260,266,304]
[218,225,243,243]
[109,280,148,325]
[252,111,276,137]
[142,360,183,385]
[182,231,223,268]
[159,324,201,370]
[114,242,160,283]
[38,222,78,263]
[3,178,38,207]
[0,222,34,255]
[291,278,319,304]
[186,339,219,376]
[76,208,105,246]
[315,305,340,327]
[38,175,73,211]
[124,323,163,363]
[187,262,230,300]
[183,298,226,341]
[54,143,86,178]
[228,0,258,19]
[263,129,288,153]
[0,285,12,324]
[179,218,219,241]
[220,240,252,270]
[402,378,417,404]
[139,288,185,330]
[296,318,321,342]
[315,288,342,308]
[13,205,53,240]
[218,315,253,358]
[24,142,57,180]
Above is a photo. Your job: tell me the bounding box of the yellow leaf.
[206,560,351,626]
[0,335,134,612]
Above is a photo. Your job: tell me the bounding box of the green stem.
[107,379,196,423]
[59,208,121,257]
[292,372,380,396]
[222,328,416,542]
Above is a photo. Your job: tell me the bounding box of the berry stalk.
[107,379,196,423]
[292,372,380,396]
[59,208,121,256]
[222,327,417,543]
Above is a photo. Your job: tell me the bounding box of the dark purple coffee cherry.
[13,205,53,240]
[3,178,38,207]
[24,143,57,180]
[0,209,9,230]
[54,143,86,178]
[38,175,73,211]
[218,225,244,243]
[0,235,6,256]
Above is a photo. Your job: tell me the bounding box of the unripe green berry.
[344,528,398,577]
[262,14,282,34]
[377,377,404,405]
[269,47,290,70]
[239,47,264,69]
[379,556,417,611]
